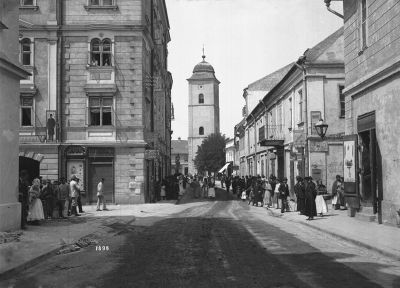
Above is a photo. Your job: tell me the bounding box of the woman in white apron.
[315,180,328,216]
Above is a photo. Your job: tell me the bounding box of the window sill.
[87,126,115,130]
[19,6,39,11]
[84,5,118,11]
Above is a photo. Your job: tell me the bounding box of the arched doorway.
[19,156,40,183]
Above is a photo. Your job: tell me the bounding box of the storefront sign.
[310,141,329,152]
[145,149,160,160]
[343,134,359,208]
[293,130,305,147]
[343,140,356,183]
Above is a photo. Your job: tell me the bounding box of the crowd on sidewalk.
[224,174,347,221]
[18,171,109,229]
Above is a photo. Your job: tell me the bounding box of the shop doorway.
[88,162,114,203]
[19,156,40,183]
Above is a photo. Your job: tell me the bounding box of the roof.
[246,62,294,91]
[187,55,219,83]
[171,139,188,155]
[304,27,344,62]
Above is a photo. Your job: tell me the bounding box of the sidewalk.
[266,205,400,260]
[0,201,178,277]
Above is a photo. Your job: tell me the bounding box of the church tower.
[187,53,220,175]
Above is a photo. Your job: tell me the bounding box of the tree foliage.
[194,133,226,174]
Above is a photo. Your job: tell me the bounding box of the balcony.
[259,124,285,147]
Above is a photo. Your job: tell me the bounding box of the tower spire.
[202,45,206,61]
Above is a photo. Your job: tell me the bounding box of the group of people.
[223,173,347,221]
[18,171,109,229]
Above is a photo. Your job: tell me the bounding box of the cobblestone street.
[1,189,400,288]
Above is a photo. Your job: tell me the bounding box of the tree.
[194,133,226,174]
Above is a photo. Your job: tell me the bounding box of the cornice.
[0,56,31,79]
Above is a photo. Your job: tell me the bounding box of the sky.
[166,0,343,140]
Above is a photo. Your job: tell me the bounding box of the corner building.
[18,0,172,204]
[187,55,220,175]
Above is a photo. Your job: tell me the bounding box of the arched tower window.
[21,38,32,66]
[199,126,204,135]
[198,93,204,104]
[90,38,112,66]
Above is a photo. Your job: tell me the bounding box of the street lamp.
[314,118,328,139]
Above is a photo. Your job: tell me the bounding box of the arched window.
[198,93,204,104]
[21,38,32,66]
[90,38,112,66]
[199,126,204,135]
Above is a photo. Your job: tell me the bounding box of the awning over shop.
[218,162,231,173]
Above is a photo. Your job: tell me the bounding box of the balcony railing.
[266,124,285,140]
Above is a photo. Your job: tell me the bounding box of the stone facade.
[341,0,400,225]
[18,0,172,204]
[0,1,30,231]
[187,55,220,175]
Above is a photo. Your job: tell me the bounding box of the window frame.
[339,85,345,118]
[20,96,34,127]
[88,96,114,127]
[19,0,39,10]
[199,126,204,135]
[198,93,204,104]
[85,0,118,10]
[90,38,112,67]
[360,0,368,52]
[20,38,33,66]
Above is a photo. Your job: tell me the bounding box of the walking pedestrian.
[263,179,273,208]
[208,178,216,199]
[331,175,341,210]
[96,178,108,211]
[279,178,290,213]
[27,178,45,224]
[41,180,55,219]
[69,175,80,216]
[294,176,305,215]
[274,178,281,209]
[160,179,167,200]
[304,177,317,220]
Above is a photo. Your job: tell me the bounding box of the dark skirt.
[297,197,306,213]
[304,197,317,217]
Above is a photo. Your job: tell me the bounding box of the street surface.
[1,189,400,288]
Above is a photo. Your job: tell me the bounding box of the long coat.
[304,181,317,217]
[294,181,305,213]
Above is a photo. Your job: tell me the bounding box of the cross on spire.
[202,45,206,61]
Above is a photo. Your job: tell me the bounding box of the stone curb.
[0,217,134,279]
[267,208,400,261]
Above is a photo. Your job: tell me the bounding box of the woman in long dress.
[315,180,328,216]
[178,176,185,198]
[208,178,216,199]
[27,178,45,224]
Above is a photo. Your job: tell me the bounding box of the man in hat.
[41,179,55,219]
[278,177,290,213]
[294,176,305,215]
[69,175,80,216]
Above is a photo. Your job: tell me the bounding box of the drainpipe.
[259,100,268,177]
[324,0,344,19]
[250,114,257,176]
[294,56,309,177]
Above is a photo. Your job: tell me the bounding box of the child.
[241,190,247,202]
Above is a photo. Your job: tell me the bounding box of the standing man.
[76,178,84,213]
[279,177,290,213]
[41,180,55,219]
[69,176,80,216]
[97,178,108,211]
[47,114,56,141]
[56,178,69,218]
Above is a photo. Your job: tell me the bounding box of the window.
[289,98,293,129]
[198,93,204,104]
[298,90,303,123]
[310,111,321,135]
[20,0,34,6]
[89,0,114,6]
[361,0,368,50]
[21,38,32,66]
[90,38,112,66]
[89,97,113,126]
[199,126,204,135]
[20,97,33,127]
[339,85,345,118]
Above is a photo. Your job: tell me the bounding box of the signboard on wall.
[145,149,160,160]
[67,160,85,191]
[293,130,305,147]
[343,134,359,208]
[310,141,329,152]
